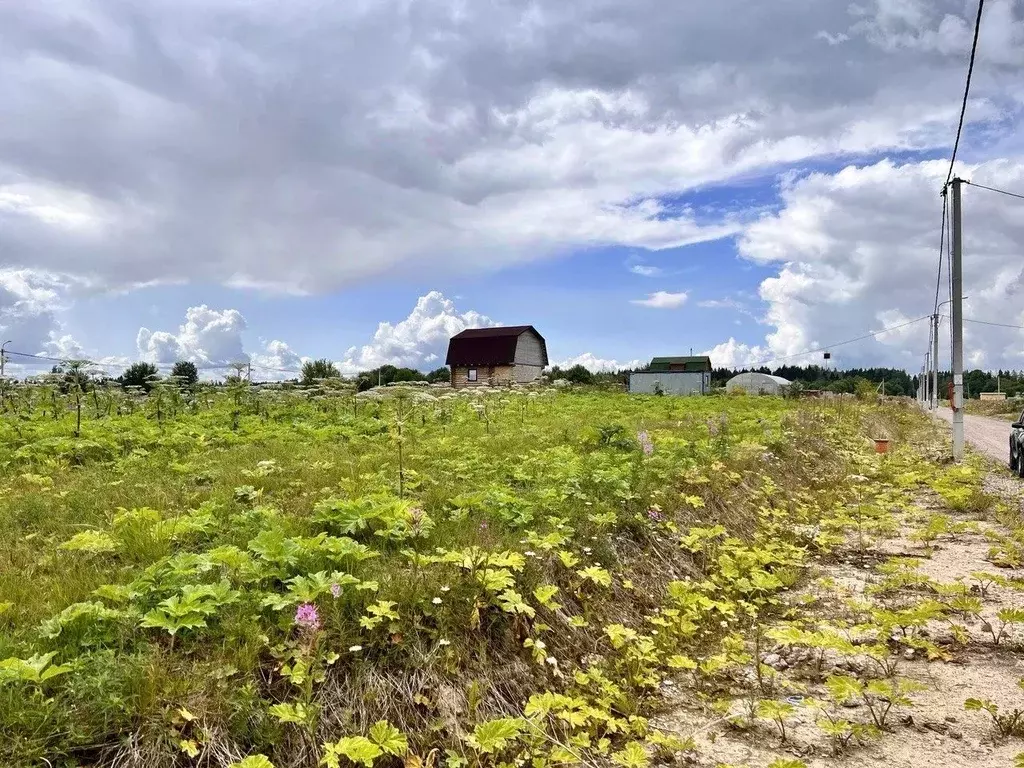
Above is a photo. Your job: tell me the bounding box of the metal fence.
[627,372,709,395]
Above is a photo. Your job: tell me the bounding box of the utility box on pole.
[951,178,965,461]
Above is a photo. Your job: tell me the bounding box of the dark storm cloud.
[0,0,1020,293]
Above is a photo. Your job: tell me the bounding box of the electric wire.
[944,0,986,187]
[745,314,932,369]
[933,190,948,314]
[964,180,1024,201]
[0,348,303,376]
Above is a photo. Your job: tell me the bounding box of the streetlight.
[938,296,968,312]
[0,340,11,379]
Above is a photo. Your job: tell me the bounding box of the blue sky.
[56,198,775,371]
[2,0,1024,377]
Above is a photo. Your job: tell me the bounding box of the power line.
[933,190,948,313]
[963,317,1024,330]
[1,348,302,376]
[964,180,1024,201]
[746,315,931,369]
[944,0,986,187]
[3,349,68,363]
[938,314,1024,331]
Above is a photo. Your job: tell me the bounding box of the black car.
[1010,410,1024,476]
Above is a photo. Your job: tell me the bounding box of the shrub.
[548,365,595,385]
[301,359,341,386]
[170,361,199,388]
[121,362,159,392]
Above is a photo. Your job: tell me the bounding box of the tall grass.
[0,386,910,766]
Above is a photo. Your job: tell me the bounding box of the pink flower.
[330,583,342,599]
[637,431,654,456]
[295,603,321,632]
[647,508,663,522]
[479,521,488,531]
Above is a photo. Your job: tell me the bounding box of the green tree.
[121,362,159,392]
[854,377,879,400]
[552,364,594,385]
[357,366,427,390]
[170,361,199,389]
[426,367,450,383]
[301,358,341,386]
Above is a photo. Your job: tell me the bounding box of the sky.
[2,0,1024,379]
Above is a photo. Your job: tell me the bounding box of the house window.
[467,368,478,382]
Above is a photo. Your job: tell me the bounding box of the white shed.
[725,372,792,395]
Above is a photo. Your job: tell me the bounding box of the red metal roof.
[445,326,547,367]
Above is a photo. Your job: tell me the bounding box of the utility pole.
[951,177,965,461]
[0,340,10,378]
[931,313,939,410]
[924,352,930,404]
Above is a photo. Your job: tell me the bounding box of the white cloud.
[735,156,1024,369]
[125,292,496,380]
[0,1,1020,294]
[337,291,497,374]
[703,338,769,369]
[631,291,689,309]
[0,0,1022,370]
[555,352,643,372]
[137,306,248,367]
[698,298,745,310]
[0,269,87,373]
[252,340,306,378]
[815,31,851,46]
[630,264,662,277]
[43,333,86,360]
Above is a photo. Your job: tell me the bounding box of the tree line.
[709,365,916,397]
[45,357,1024,400]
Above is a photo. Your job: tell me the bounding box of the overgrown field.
[964,398,1023,420]
[0,384,924,767]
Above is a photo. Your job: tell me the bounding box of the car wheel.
[1012,444,1018,472]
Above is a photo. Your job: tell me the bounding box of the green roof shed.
[648,356,712,373]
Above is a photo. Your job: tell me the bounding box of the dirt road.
[931,407,1011,464]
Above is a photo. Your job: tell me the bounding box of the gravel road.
[932,407,1012,464]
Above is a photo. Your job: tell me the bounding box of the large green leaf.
[230,755,275,768]
[464,717,525,754]
[323,736,383,768]
[368,720,407,756]
[610,741,649,768]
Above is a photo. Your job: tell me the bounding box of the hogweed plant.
[981,607,1024,646]
[0,386,933,765]
[965,682,1024,739]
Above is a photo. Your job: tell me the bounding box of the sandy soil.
[653,457,1024,767]
[932,408,1012,465]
